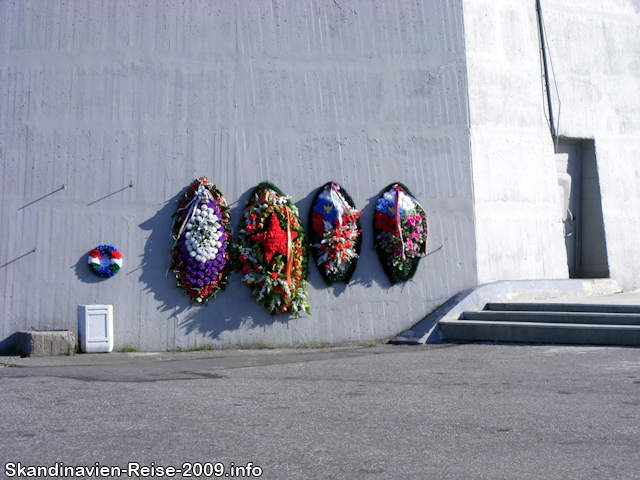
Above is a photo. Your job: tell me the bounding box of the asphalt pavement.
[1,341,639,479]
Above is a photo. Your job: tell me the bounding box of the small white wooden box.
[78,305,114,353]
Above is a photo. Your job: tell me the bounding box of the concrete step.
[485,302,640,314]
[440,302,640,346]
[461,310,640,325]
[439,320,640,346]
[14,330,76,357]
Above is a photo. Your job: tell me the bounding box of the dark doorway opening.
[555,138,609,278]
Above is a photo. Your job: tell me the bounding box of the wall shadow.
[19,185,66,210]
[135,181,403,345]
[0,248,36,269]
[0,333,17,354]
[297,188,327,293]
[87,183,133,206]
[345,191,391,290]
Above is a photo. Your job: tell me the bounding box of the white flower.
[383,189,416,214]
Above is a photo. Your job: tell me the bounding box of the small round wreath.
[88,245,123,278]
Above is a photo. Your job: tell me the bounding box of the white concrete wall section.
[463,0,569,283]
[540,0,640,288]
[0,0,477,351]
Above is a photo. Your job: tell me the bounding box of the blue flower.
[376,198,402,217]
[313,198,338,224]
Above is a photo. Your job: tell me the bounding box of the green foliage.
[235,181,310,316]
[119,345,139,353]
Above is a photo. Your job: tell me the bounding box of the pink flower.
[407,216,416,227]
[411,231,420,241]
[406,239,414,250]
[414,214,422,223]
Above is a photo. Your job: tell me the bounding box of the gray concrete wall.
[0,0,477,351]
[463,0,640,289]
[463,0,569,284]
[540,0,640,289]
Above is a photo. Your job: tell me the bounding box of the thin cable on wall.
[536,0,562,150]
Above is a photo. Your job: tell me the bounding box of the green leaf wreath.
[235,182,310,316]
[374,182,428,285]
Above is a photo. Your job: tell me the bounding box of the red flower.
[110,251,123,260]
[239,255,246,263]
[242,265,251,275]
[183,282,191,291]
[312,212,326,236]
[178,272,187,280]
[200,290,208,298]
[375,212,397,235]
[90,249,101,258]
[250,214,297,263]
[249,213,257,222]
[259,281,265,288]
[270,272,278,281]
[190,290,199,298]
[172,252,181,261]
[254,265,262,273]
[274,285,281,293]
[245,224,255,233]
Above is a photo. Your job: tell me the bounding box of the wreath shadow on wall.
[137,182,404,346]
[138,187,301,346]
[73,251,111,284]
[337,192,392,290]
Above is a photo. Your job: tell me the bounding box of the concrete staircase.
[439,302,640,346]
